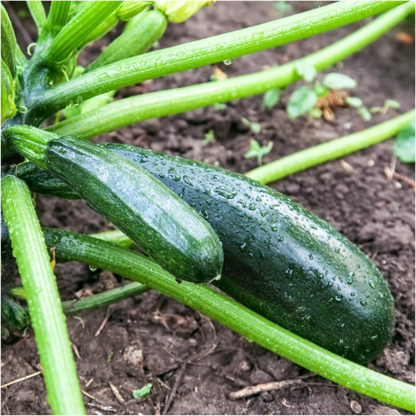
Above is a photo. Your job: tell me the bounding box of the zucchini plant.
[1,1,415,414]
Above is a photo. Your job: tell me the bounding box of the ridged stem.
[247,110,416,183]
[30,1,403,124]
[48,2,415,140]
[43,1,122,65]
[3,125,57,169]
[26,1,46,34]
[1,177,85,415]
[42,227,415,412]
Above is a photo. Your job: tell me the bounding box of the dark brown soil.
[2,2,415,415]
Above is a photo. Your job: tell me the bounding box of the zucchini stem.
[42,227,415,412]
[1,177,85,415]
[3,125,57,170]
[247,110,416,183]
[30,1,403,124]
[7,282,149,317]
[47,2,415,140]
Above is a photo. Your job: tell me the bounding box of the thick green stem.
[30,1,403,124]
[26,1,46,34]
[247,110,416,183]
[86,10,167,72]
[43,2,122,65]
[42,228,414,412]
[3,125,57,169]
[48,2,414,140]
[38,1,71,43]
[1,177,85,415]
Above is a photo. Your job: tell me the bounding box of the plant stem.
[42,227,414,412]
[48,2,414,140]
[7,282,149,320]
[26,0,46,34]
[63,283,149,315]
[1,177,85,415]
[43,2,122,65]
[247,110,416,183]
[38,1,71,42]
[31,1,403,124]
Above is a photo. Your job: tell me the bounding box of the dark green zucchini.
[17,144,394,363]
[8,131,223,283]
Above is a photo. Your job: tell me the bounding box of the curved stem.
[43,2,122,65]
[38,1,71,43]
[26,0,46,34]
[247,110,416,183]
[30,1,403,124]
[48,2,415,140]
[42,227,414,412]
[1,177,85,415]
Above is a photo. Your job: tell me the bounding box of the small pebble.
[350,400,362,414]
[368,159,375,167]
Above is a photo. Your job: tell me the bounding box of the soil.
[2,2,415,415]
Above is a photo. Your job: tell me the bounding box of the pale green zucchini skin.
[43,137,224,284]
[18,144,395,363]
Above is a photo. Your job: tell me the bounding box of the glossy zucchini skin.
[19,144,394,362]
[42,138,223,283]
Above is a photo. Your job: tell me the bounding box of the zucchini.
[7,129,223,283]
[17,144,395,363]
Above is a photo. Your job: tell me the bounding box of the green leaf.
[323,73,357,90]
[309,108,323,118]
[241,118,262,134]
[314,81,328,97]
[345,97,363,108]
[203,130,215,145]
[133,383,152,399]
[274,0,292,14]
[245,140,273,165]
[393,120,415,163]
[263,88,281,109]
[357,106,372,122]
[295,62,317,83]
[286,87,318,119]
[384,99,400,109]
[213,103,226,110]
[250,122,262,134]
[63,91,115,119]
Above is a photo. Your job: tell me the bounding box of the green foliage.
[295,62,317,83]
[314,81,328,97]
[357,105,372,122]
[287,86,318,118]
[62,91,116,119]
[322,73,357,89]
[245,139,273,166]
[393,120,415,163]
[203,129,215,145]
[263,88,281,109]
[133,383,152,398]
[241,117,262,134]
[274,1,293,15]
[345,96,363,108]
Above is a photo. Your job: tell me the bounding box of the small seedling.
[370,99,401,114]
[263,88,282,109]
[245,139,273,166]
[393,120,415,163]
[241,117,262,134]
[274,1,293,15]
[295,62,317,83]
[133,383,153,399]
[345,96,372,121]
[287,86,318,119]
[213,103,227,111]
[203,129,215,145]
